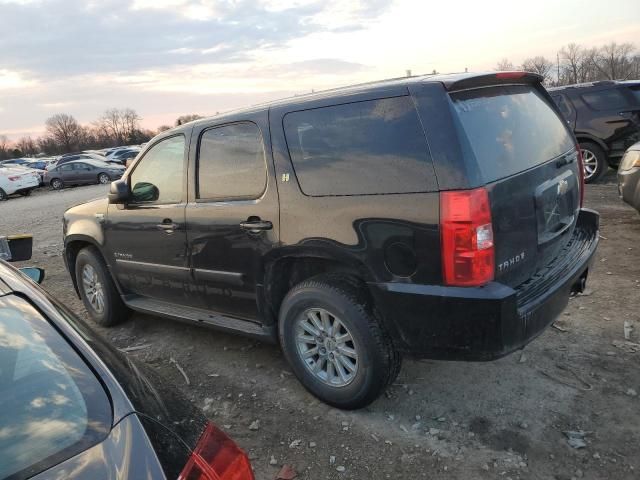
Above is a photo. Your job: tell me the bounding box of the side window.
[283,96,433,196]
[73,163,89,170]
[197,122,266,200]
[129,135,185,204]
[60,164,73,172]
[581,88,629,110]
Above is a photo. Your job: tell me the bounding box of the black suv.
[548,81,640,183]
[63,72,599,409]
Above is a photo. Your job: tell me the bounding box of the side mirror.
[108,179,130,204]
[19,267,45,284]
[0,234,33,262]
[131,182,159,202]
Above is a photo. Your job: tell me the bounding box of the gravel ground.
[2,174,639,480]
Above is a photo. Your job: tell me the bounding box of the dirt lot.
[2,174,639,480]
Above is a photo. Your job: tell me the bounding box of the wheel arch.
[64,235,110,296]
[261,250,377,328]
[575,134,609,154]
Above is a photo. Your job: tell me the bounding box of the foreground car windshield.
[0,295,111,479]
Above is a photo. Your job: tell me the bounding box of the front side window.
[0,295,111,480]
[129,135,185,203]
[197,122,266,200]
[60,164,73,172]
[283,96,433,196]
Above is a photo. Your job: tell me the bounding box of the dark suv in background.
[63,72,599,409]
[549,80,640,182]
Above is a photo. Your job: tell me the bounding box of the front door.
[185,115,279,321]
[105,134,191,305]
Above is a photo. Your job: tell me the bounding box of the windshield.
[0,295,111,479]
[450,84,575,182]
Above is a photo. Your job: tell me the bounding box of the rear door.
[72,162,94,184]
[448,83,580,287]
[185,112,279,321]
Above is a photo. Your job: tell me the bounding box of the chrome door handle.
[239,220,273,233]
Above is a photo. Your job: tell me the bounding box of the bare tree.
[559,43,586,84]
[16,137,37,156]
[495,58,515,71]
[95,108,143,145]
[45,114,82,153]
[175,114,203,126]
[157,125,172,133]
[521,56,554,84]
[592,42,636,79]
[0,134,9,160]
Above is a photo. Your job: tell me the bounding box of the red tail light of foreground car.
[179,422,255,480]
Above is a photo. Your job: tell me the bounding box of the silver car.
[44,159,125,190]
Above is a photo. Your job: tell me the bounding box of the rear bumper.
[369,208,599,361]
[618,167,640,213]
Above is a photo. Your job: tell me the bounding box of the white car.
[0,166,40,200]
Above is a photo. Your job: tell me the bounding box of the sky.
[1,0,639,140]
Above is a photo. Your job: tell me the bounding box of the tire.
[98,173,110,185]
[75,246,130,327]
[50,178,64,190]
[579,142,607,184]
[0,188,7,201]
[278,274,401,409]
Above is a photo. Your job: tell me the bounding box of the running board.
[123,296,276,342]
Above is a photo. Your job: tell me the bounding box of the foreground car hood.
[65,197,110,217]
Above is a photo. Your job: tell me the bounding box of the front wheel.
[279,274,401,409]
[75,247,130,327]
[0,188,7,201]
[98,173,110,185]
[50,178,64,190]
[580,142,607,183]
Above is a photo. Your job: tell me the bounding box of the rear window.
[625,84,640,104]
[0,295,111,480]
[581,88,630,110]
[283,96,434,196]
[451,85,574,182]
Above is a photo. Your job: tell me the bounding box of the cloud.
[0,0,389,79]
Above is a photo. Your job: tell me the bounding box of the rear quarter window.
[581,88,630,110]
[283,96,435,196]
[451,85,574,182]
[0,295,111,480]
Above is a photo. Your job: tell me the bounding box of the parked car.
[0,158,30,166]
[0,165,40,200]
[45,159,125,189]
[617,141,640,213]
[0,237,255,480]
[107,147,140,164]
[56,152,120,167]
[548,80,640,183]
[63,71,599,409]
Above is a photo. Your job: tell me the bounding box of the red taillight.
[179,423,255,480]
[440,187,495,287]
[495,71,526,79]
[576,146,585,207]
[8,176,20,181]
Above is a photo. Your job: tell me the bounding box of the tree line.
[496,41,639,85]
[0,111,204,160]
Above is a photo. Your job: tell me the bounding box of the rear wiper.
[556,153,577,168]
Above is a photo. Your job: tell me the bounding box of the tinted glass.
[198,122,266,200]
[72,163,90,170]
[60,164,73,172]
[130,135,185,203]
[451,85,574,182]
[626,85,640,103]
[581,88,629,110]
[283,96,433,196]
[0,295,111,480]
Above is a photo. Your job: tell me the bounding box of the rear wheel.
[98,173,110,185]
[0,188,7,201]
[579,142,607,183]
[279,274,401,409]
[75,246,130,327]
[50,178,64,190]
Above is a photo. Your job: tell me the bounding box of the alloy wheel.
[98,173,110,184]
[295,307,359,387]
[581,148,598,181]
[82,264,105,314]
